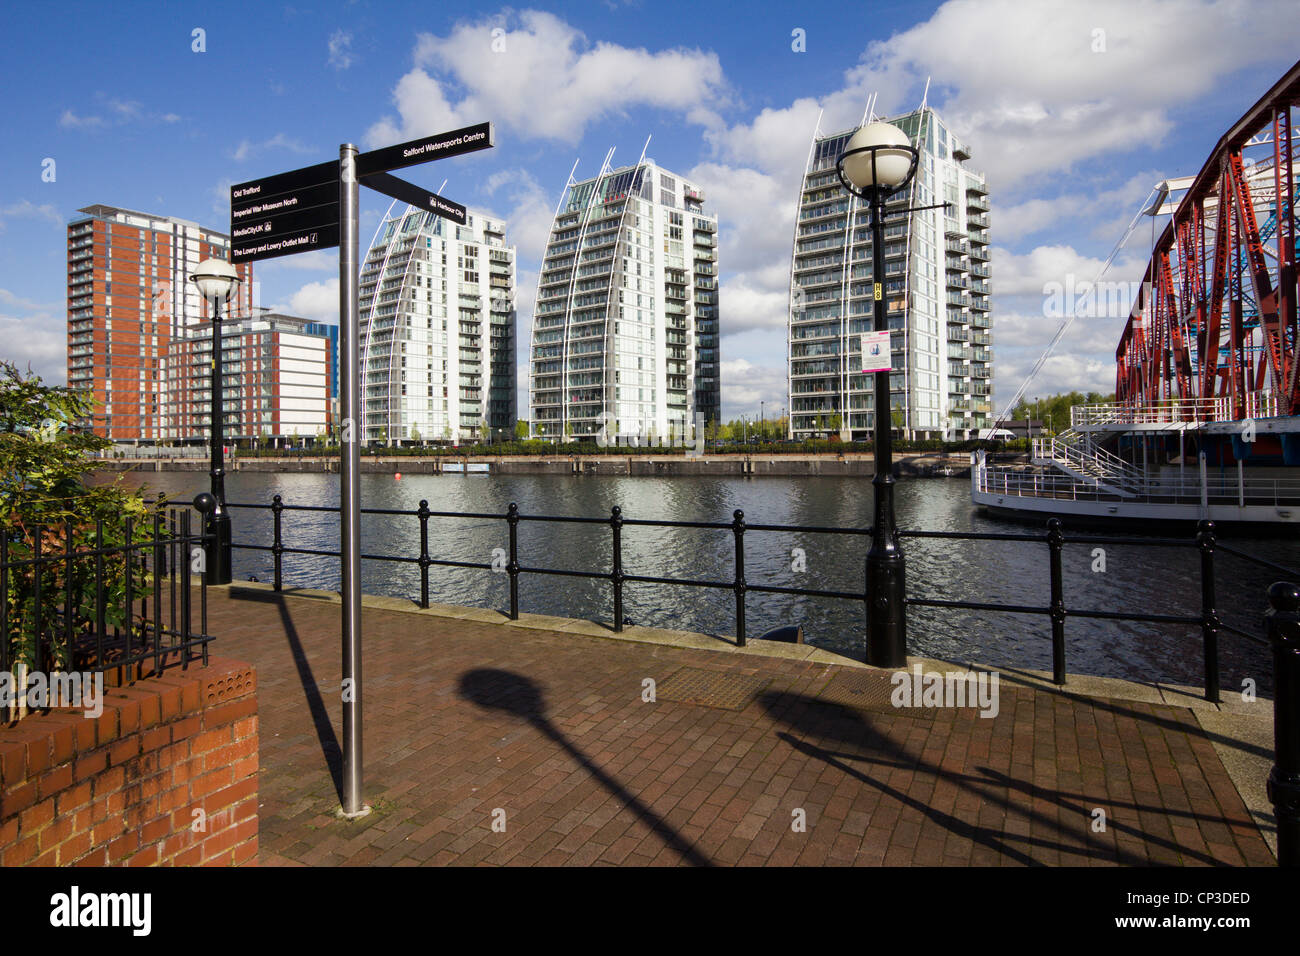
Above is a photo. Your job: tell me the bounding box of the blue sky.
[1,0,1296,421]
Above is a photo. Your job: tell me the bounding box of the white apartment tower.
[788,107,992,440]
[358,207,517,444]
[529,155,720,442]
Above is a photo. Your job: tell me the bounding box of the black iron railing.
[223,497,1297,705]
[1,507,211,684]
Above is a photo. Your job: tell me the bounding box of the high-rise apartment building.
[169,311,332,445]
[528,156,720,442]
[66,204,253,441]
[358,207,516,444]
[788,107,991,440]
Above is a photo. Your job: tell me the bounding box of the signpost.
[230,122,494,817]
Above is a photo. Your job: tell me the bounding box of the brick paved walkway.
[205,587,1275,866]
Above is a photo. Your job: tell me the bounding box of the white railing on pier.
[974,459,1300,508]
[1032,429,1146,493]
[1070,392,1279,428]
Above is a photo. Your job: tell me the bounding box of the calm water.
[107,470,1300,692]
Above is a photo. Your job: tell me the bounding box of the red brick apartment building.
[66,205,254,442]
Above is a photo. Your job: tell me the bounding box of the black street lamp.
[190,258,241,585]
[836,122,921,667]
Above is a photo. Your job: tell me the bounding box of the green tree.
[480,421,490,443]
[515,419,529,440]
[1,362,156,689]
[410,424,421,443]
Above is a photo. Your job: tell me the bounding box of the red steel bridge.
[1116,59,1300,420]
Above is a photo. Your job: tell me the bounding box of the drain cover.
[817,670,936,719]
[656,667,771,711]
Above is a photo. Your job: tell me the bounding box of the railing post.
[732,509,747,647]
[417,499,431,609]
[610,506,624,632]
[506,503,519,621]
[271,494,284,592]
[1197,519,1221,703]
[1266,581,1300,867]
[179,511,191,663]
[1047,517,1066,685]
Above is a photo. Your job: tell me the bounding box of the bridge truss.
[1116,60,1300,418]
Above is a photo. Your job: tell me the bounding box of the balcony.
[968,213,989,229]
[966,195,989,213]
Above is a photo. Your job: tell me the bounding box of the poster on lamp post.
[860,330,892,373]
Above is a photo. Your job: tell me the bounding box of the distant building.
[528,155,720,442]
[169,311,331,445]
[358,207,517,444]
[788,107,992,440]
[66,204,253,441]
[302,320,339,430]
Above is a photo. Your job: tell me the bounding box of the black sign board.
[230,161,341,263]
[230,161,338,205]
[355,122,494,177]
[360,171,467,225]
[231,181,337,221]
[231,224,340,264]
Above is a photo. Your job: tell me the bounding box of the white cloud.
[687,162,795,275]
[328,30,354,70]
[366,10,727,148]
[718,276,788,337]
[58,97,181,130]
[232,133,315,162]
[0,200,62,230]
[0,291,65,383]
[843,0,1297,190]
[58,109,105,130]
[996,171,1160,243]
[482,169,556,263]
[990,243,1147,301]
[719,356,787,419]
[270,278,340,323]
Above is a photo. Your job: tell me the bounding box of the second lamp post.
[190,257,241,585]
[836,122,920,667]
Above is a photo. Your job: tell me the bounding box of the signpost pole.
[338,143,367,817]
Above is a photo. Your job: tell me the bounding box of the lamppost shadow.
[457,668,713,867]
[757,690,1232,866]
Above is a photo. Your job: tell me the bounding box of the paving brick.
[184,587,1273,868]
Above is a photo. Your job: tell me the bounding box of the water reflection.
[111,469,1298,692]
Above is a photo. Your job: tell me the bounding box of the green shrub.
[1,362,159,685]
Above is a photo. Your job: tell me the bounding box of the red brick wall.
[0,657,258,866]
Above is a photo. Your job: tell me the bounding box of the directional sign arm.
[355,122,494,177]
[359,171,467,225]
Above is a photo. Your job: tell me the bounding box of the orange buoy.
[395,472,402,480]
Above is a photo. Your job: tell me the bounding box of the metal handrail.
[215,495,1291,703]
[1071,393,1279,427]
[978,463,1300,506]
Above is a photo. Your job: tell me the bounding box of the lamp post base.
[866,550,907,667]
[205,512,233,585]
